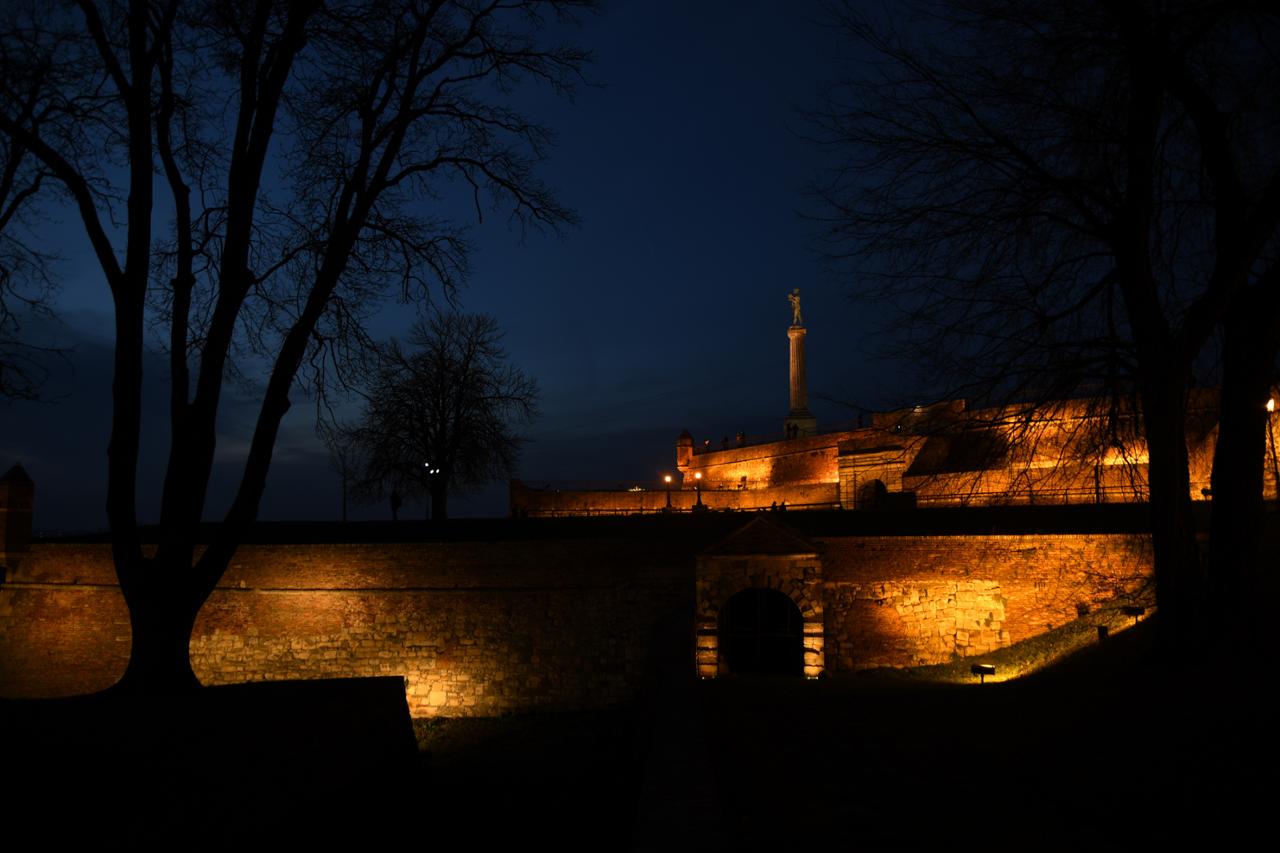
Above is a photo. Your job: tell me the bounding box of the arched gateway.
[719,587,804,676]
[694,516,824,679]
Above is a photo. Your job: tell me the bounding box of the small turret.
[1,463,35,558]
[676,429,695,471]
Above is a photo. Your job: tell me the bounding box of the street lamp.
[423,462,442,519]
[693,471,704,511]
[1267,398,1279,499]
[663,474,673,511]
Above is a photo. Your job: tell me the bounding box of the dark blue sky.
[3,1,908,531]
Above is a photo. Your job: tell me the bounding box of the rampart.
[511,393,1243,516]
[683,431,842,491]
[0,513,1155,717]
[820,532,1152,669]
[0,535,690,717]
[511,481,839,516]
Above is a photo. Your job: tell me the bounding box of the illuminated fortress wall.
[820,534,1152,670]
[1,518,1153,716]
[681,432,842,491]
[512,393,1238,516]
[510,481,839,515]
[0,539,689,717]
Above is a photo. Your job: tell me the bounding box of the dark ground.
[418,621,1272,850]
[2,678,419,849]
[2,623,1271,850]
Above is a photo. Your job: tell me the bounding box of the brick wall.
[511,482,838,515]
[680,432,842,490]
[0,540,690,717]
[819,534,1153,669]
[0,528,1154,713]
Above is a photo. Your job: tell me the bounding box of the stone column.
[784,325,817,438]
[788,326,807,412]
[803,622,825,679]
[694,622,719,679]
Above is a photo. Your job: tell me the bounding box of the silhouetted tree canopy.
[813,0,1280,657]
[0,0,590,690]
[0,109,57,400]
[348,312,537,520]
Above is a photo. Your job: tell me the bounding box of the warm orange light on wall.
[1103,447,1149,466]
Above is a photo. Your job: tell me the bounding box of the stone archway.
[860,478,888,509]
[719,587,804,676]
[694,517,824,679]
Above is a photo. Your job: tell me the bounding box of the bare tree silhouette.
[0,85,58,401]
[811,0,1280,656]
[348,312,538,521]
[0,0,590,690]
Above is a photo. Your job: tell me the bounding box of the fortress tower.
[0,463,34,562]
[784,289,817,439]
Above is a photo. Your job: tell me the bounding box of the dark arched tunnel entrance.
[718,587,804,676]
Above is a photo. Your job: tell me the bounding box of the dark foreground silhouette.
[2,678,418,848]
[3,623,1268,850]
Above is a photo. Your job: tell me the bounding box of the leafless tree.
[318,418,359,523]
[811,0,1280,657]
[0,46,58,402]
[0,0,589,690]
[348,312,537,521]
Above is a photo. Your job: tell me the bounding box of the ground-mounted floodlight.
[971,663,996,684]
[1121,605,1145,625]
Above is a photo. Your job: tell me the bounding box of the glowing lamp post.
[424,462,441,519]
[663,474,673,511]
[1268,398,1279,498]
[693,471,705,512]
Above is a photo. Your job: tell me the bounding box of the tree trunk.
[1207,296,1278,659]
[1140,376,1203,662]
[431,480,449,521]
[114,561,202,693]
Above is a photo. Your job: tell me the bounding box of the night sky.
[2,1,905,532]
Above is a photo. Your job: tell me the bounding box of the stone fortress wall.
[0,535,690,717]
[512,392,1239,517]
[1,502,1154,717]
[0,295,1212,715]
[510,299,1267,518]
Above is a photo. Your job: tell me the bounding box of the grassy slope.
[701,621,1269,849]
